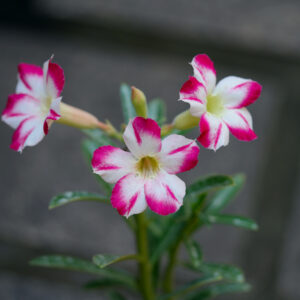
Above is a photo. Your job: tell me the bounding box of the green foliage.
[148,98,166,125]
[150,221,185,264]
[31,147,255,300]
[150,175,234,264]
[185,240,203,268]
[186,282,251,300]
[159,274,222,300]
[30,255,137,290]
[120,83,136,123]
[187,262,245,283]
[49,191,108,209]
[201,213,258,231]
[205,173,245,214]
[186,175,233,199]
[93,254,139,268]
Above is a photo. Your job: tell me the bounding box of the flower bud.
[131,86,147,118]
[57,102,106,130]
[173,109,199,130]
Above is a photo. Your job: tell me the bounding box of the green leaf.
[109,291,127,300]
[201,214,258,231]
[186,175,233,198]
[185,240,203,268]
[148,98,166,125]
[150,221,185,264]
[30,255,137,290]
[120,83,136,123]
[188,262,245,283]
[49,191,109,209]
[159,274,222,300]
[205,173,245,214]
[150,195,206,264]
[93,254,139,268]
[81,139,113,193]
[186,282,251,300]
[81,128,115,146]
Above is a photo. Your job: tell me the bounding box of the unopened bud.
[173,110,199,130]
[57,102,106,130]
[131,86,147,118]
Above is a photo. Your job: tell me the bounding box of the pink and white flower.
[1,57,64,152]
[179,54,262,151]
[92,117,199,217]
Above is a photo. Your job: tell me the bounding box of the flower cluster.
[2,54,262,217]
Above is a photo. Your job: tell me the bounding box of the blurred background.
[0,1,300,299]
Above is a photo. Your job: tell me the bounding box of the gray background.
[0,0,300,299]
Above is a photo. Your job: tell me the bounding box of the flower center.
[206,94,224,117]
[136,155,160,178]
[41,96,53,116]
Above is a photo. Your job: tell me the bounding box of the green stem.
[163,242,180,294]
[135,213,155,300]
[163,194,207,298]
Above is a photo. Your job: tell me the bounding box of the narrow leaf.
[187,175,233,198]
[148,98,166,125]
[201,214,258,231]
[159,274,222,300]
[150,195,206,264]
[188,262,245,283]
[49,191,109,209]
[186,282,251,300]
[185,240,203,268]
[150,221,185,264]
[205,173,245,214]
[30,255,137,290]
[120,83,136,123]
[93,254,139,269]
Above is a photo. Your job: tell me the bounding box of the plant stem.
[163,194,207,298]
[135,213,155,300]
[163,242,180,294]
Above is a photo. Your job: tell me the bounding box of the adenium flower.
[1,57,64,152]
[179,54,262,151]
[92,117,199,217]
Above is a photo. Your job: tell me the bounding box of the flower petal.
[198,112,229,151]
[159,134,199,174]
[92,145,136,184]
[214,76,262,109]
[191,54,216,94]
[10,116,44,152]
[222,108,257,141]
[2,94,41,129]
[111,173,147,218]
[179,76,207,117]
[145,171,185,215]
[43,58,65,98]
[16,63,44,98]
[123,117,161,158]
